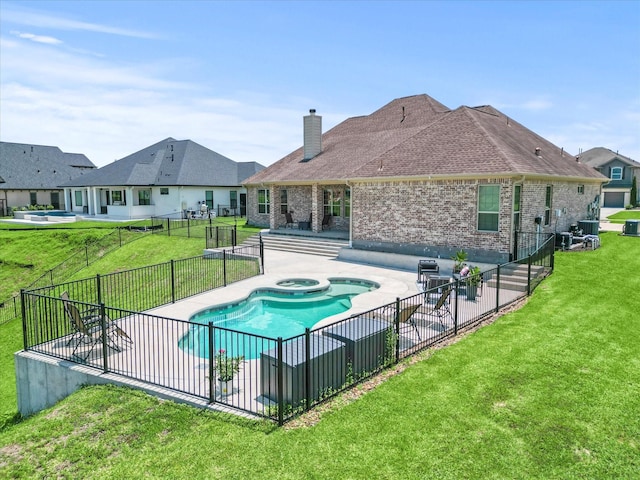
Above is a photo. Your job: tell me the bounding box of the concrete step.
[242,233,348,257]
[485,264,547,291]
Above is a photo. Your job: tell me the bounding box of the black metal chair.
[61,292,132,361]
[284,212,297,229]
[423,286,453,328]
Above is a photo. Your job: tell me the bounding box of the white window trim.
[611,167,623,180]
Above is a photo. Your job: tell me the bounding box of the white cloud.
[3,6,157,39]
[519,98,553,111]
[12,30,62,45]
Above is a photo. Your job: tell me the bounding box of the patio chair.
[284,212,297,229]
[423,286,453,328]
[61,291,132,361]
[378,303,423,341]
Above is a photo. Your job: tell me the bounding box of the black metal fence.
[0,225,149,325]
[20,234,553,425]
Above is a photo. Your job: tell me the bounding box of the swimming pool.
[178,278,379,360]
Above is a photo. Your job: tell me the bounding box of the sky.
[1,0,639,168]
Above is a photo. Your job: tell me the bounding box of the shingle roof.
[0,142,96,190]
[61,138,265,187]
[578,147,640,168]
[245,94,607,184]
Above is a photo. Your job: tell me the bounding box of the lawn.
[606,209,640,223]
[0,232,638,479]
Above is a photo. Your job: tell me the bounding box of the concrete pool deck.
[149,249,425,323]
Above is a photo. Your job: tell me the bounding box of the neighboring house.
[60,138,265,219]
[0,142,96,216]
[578,147,640,208]
[244,94,608,264]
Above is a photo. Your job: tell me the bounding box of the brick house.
[578,147,640,208]
[243,94,607,263]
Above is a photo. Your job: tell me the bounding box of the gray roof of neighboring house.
[245,94,607,185]
[578,147,640,168]
[61,138,265,188]
[0,141,96,190]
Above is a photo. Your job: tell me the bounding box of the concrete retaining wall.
[14,351,212,417]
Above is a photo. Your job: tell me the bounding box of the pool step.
[242,233,349,257]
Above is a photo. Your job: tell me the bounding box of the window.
[477,185,500,232]
[74,190,83,207]
[323,189,342,217]
[111,190,123,205]
[513,185,521,231]
[138,189,151,206]
[345,189,351,218]
[577,184,584,194]
[544,185,552,226]
[50,192,60,209]
[280,189,288,214]
[30,192,37,205]
[258,189,270,214]
[611,167,623,180]
[230,190,238,209]
[205,191,214,210]
[160,188,169,195]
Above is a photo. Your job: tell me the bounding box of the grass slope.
[0,232,638,479]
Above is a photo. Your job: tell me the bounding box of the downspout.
[346,180,353,248]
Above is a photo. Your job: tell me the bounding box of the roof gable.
[579,147,640,169]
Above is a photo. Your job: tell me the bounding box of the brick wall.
[247,177,603,261]
[352,179,512,262]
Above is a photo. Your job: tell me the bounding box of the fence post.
[454,279,459,335]
[167,218,171,236]
[20,289,28,351]
[96,273,102,305]
[85,244,89,266]
[277,336,284,426]
[232,226,237,247]
[119,227,122,247]
[187,218,191,238]
[305,328,311,411]
[215,226,219,248]
[100,303,109,373]
[223,249,227,287]
[495,265,501,313]
[209,322,215,404]
[527,255,532,296]
[259,235,265,274]
[170,260,176,303]
[394,297,400,364]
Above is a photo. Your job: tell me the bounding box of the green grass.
[606,209,640,223]
[0,232,638,478]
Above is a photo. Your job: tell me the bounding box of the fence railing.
[0,224,149,325]
[20,234,553,424]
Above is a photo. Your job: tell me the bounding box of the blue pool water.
[178,279,378,360]
[33,211,75,217]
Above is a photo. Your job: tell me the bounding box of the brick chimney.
[303,109,322,161]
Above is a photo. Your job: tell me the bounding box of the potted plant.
[214,349,244,396]
[451,249,468,273]
[465,265,482,300]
